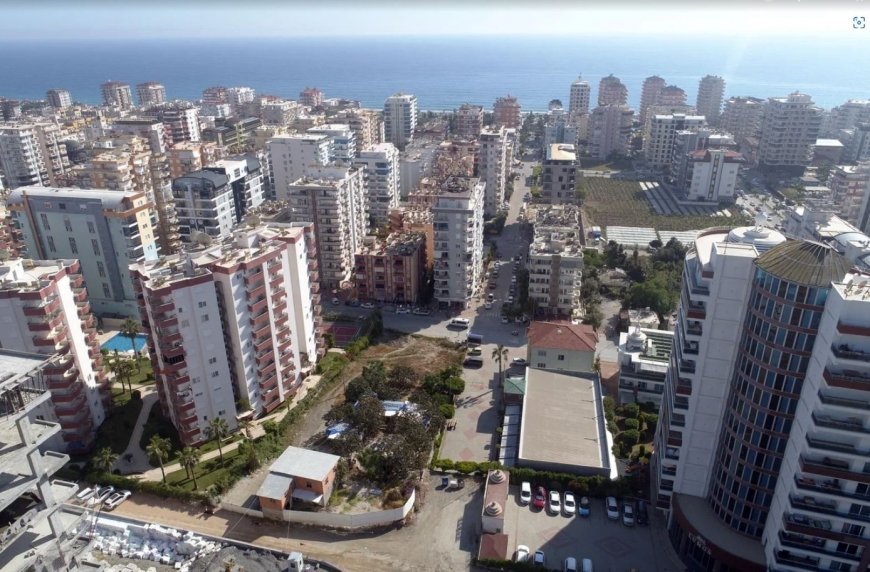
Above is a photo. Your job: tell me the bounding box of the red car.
[532,486,547,510]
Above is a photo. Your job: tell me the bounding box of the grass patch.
[128,357,155,385]
[85,389,143,457]
[139,406,183,463]
[164,447,242,491]
[583,178,750,232]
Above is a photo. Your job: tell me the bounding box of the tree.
[121,318,141,369]
[237,417,254,441]
[387,365,418,393]
[444,376,465,397]
[351,393,385,441]
[146,435,172,483]
[649,239,663,249]
[324,333,335,350]
[491,344,508,384]
[180,446,201,488]
[92,447,119,473]
[205,417,230,463]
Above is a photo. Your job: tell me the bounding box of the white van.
[563,557,578,572]
[581,558,593,572]
[449,318,470,329]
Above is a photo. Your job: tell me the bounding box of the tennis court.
[324,321,363,347]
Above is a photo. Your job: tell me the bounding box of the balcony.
[682,341,699,355]
[813,413,869,435]
[837,321,870,337]
[800,456,870,485]
[247,284,266,299]
[244,269,264,286]
[259,374,279,392]
[774,550,820,572]
[248,296,268,315]
[832,344,870,363]
[791,495,870,524]
[678,360,696,374]
[823,367,870,391]
[778,531,862,563]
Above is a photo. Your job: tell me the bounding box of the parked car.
[501,316,510,324]
[484,301,493,309]
[636,500,649,526]
[563,557,578,572]
[467,347,482,356]
[622,501,635,527]
[489,282,497,290]
[533,550,546,568]
[412,308,431,316]
[360,302,375,309]
[520,481,532,505]
[579,496,591,517]
[104,490,132,510]
[507,296,515,304]
[75,487,96,502]
[92,486,115,504]
[606,496,619,520]
[515,545,530,562]
[562,491,576,516]
[511,357,528,366]
[395,306,410,314]
[487,293,495,301]
[548,490,561,515]
[331,297,340,306]
[533,486,546,510]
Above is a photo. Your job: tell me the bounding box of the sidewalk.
[115,385,158,474]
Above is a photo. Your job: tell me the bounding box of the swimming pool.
[101,333,148,353]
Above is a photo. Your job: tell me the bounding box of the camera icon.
[855,16,866,29]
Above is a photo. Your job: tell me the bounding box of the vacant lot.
[582,178,745,231]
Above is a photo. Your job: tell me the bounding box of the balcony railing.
[791,495,870,524]
[823,367,870,391]
[778,531,862,562]
[813,413,869,435]
[818,390,870,411]
[832,345,870,363]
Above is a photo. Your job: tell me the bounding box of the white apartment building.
[478,126,510,217]
[284,166,368,290]
[331,108,383,151]
[841,123,870,164]
[354,143,400,228]
[541,144,577,204]
[100,81,133,110]
[136,81,167,106]
[687,149,744,202]
[617,326,673,407]
[759,92,824,169]
[143,103,201,144]
[0,259,109,453]
[528,204,583,317]
[308,123,356,163]
[670,129,736,189]
[172,170,237,242]
[543,104,578,149]
[7,187,160,317]
[597,74,628,106]
[456,104,484,139]
[696,75,725,127]
[433,177,484,307]
[260,99,300,127]
[722,96,766,142]
[824,99,870,136]
[46,88,72,109]
[645,114,707,169]
[205,156,266,223]
[588,105,633,161]
[828,163,870,227]
[568,76,591,121]
[0,123,71,189]
[267,133,332,200]
[383,93,417,151]
[639,76,666,125]
[226,86,256,106]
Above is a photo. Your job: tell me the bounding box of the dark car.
[532,486,546,510]
[636,500,649,526]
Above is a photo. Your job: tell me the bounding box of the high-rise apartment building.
[259,99,300,127]
[172,170,238,242]
[493,96,522,129]
[0,123,71,189]
[722,96,766,142]
[143,102,201,143]
[332,108,383,151]
[100,80,133,110]
[204,156,265,223]
[658,85,688,108]
[597,74,628,107]
[588,105,634,160]
[639,76,667,124]
[8,187,160,317]
[456,104,485,139]
[687,149,744,201]
[433,177,484,308]
[829,163,870,226]
[45,88,72,109]
[478,126,510,217]
[568,76,592,121]
[354,232,427,304]
[826,100,870,136]
[167,141,225,179]
[308,124,356,163]
[0,258,109,452]
[644,114,707,169]
[527,204,583,317]
[267,133,332,200]
[354,143,400,228]
[696,75,726,127]
[226,87,256,106]
[202,86,228,106]
[671,129,737,189]
[841,123,870,164]
[284,166,368,290]
[72,134,159,198]
[136,81,167,106]
[383,93,418,151]
[543,103,578,149]
[541,144,578,204]
[758,92,823,169]
[299,87,324,108]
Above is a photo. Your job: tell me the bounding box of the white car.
[507,296,515,304]
[395,306,410,314]
[562,491,576,516]
[501,316,510,324]
[623,501,635,527]
[484,301,493,309]
[75,487,96,502]
[104,490,131,510]
[533,550,546,568]
[511,358,528,367]
[360,302,375,309]
[91,485,115,505]
[548,490,561,514]
[606,496,620,520]
[519,481,532,505]
[515,545,530,562]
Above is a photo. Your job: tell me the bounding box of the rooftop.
[268,445,340,482]
[756,240,851,288]
[7,186,142,211]
[0,259,72,292]
[815,138,845,148]
[527,321,597,353]
[356,232,424,257]
[546,144,576,162]
[619,327,674,364]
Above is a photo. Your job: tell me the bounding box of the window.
[102,283,111,297]
[68,237,78,254]
[87,221,95,234]
[201,314,209,323]
[58,202,66,210]
[537,350,547,356]
[47,236,56,253]
[180,319,190,328]
[40,213,50,230]
[63,216,72,232]
[537,363,546,368]
[96,261,105,277]
[211,371,219,378]
[198,301,207,308]
[557,354,565,361]
[208,357,217,364]
[91,239,100,256]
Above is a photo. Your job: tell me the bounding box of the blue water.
[101,333,148,353]
[0,36,868,111]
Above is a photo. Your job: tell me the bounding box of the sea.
[1,35,868,111]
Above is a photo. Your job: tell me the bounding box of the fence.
[223,489,415,530]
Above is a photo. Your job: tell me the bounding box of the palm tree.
[206,417,230,463]
[121,318,141,369]
[237,417,254,442]
[492,344,508,385]
[145,435,172,483]
[92,447,119,473]
[106,357,126,394]
[180,446,201,489]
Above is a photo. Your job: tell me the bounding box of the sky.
[1,1,865,40]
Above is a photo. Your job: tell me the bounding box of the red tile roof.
[478,533,509,561]
[527,321,597,352]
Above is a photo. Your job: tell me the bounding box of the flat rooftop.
[547,144,576,162]
[269,445,339,482]
[672,493,766,567]
[518,369,609,474]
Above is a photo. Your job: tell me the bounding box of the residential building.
[825,99,870,136]
[308,123,356,163]
[696,75,725,127]
[202,116,262,149]
[332,108,383,151]
[257,446,340,514]
[432,139,478,183]
[0,350,92,570]
[456,104,484,139]
[0,123,71,189]
[45,88,72,110]
[167,141,225,179]
[568,76,591,121]
[658,85,687,107]
[383,93,417,151]
[722,96,766,142]
[260,99,300,127]
[841,123,870,164]
[354,143,400,227]
[542,103,578,149]
[478,126,510,217]
[0,100,21,121]
[71,134,162,201]
[284,166,368,290]
[267,133,332,200]
[588,105,633,161]
[172,170,237,242]
[526,319,596,374]
[493,96,522,129]
[0,202,20,257]
[299,87,324,108]
[202,86,228,107]
[639,76,667,125]
[354,232,427,304]
[143,102,201,143]
[597,74,628,107]
[136,81,167,106]
[8,187,159,317]
[433,177,485,307]
[226,87,255,107]
[670,128,736,189]
[204,155,265,223]
[644,114,707,169]
[541,144,577,204]
[100,81,133,110]
[687,149,744,201]
[758,92,823,170]
[528,205,583,316]
[617,326,673,407]
[829,163,870,226]
[0,259,110,452]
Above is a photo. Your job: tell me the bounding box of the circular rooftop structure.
[489,470,507,484]
[484,501,504,517]
[726,225,786,253]
[755,240,852,287]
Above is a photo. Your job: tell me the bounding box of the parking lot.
[503,485,669,572]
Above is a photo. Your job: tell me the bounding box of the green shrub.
[439,404,455,419]
[131,390,142,401]
[623,418,640,431]
[642,413,658,433]
[620,429,640,448]
[622,403,640,419]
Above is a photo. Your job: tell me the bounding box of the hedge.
[83,471,210,503]
[475,558,539,571]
